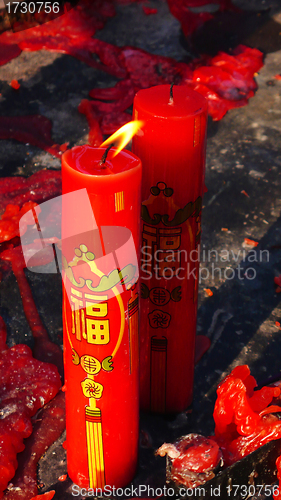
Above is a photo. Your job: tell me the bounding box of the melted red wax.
[0,115,62,158]
[157,434,222,488]
[0,245,63,377]
[0,0,263,143]
[167,0,239,38]
[142,5,158,15]
[0,317,61,498]
[0,201,38,243]
[213,365,281,466]
[0,0,116,70]
[29,491,55,500]
[0,169,61,213]
[10,80,20,90]
[4,392,65,500]
[79,43,263,138]
[160,366,281,491]
[173,435,221,473]
[0,43,22,66]
[0,170,66,499]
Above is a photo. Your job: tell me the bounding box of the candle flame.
[100,120,144,157]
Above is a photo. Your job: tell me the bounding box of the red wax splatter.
[0,245,63,378]
[77,100,103,146]
[58,474,67,481]
[0,115,62,158]
[0,169,67,498]
[0,0,263,142]
[79,43,263,139]
[244,238,258,247]
[0,201,38,243]
[167,0,239,37]
[158,365,281,489]
[0,43,22,66]
[10,79,20,90]
[142,5,158,15]
[29,491,55,500]
[213,366,281,465]
[274,275,281,288]
[0,170,61,213]
[0,316,61,498]
[157,434,222,488]
[59,142,69,152]
[0,0,116,70]
[4,391,65,500]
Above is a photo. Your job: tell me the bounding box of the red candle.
[61,145,141,489]
[132,85,208,413]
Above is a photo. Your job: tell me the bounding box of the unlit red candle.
[132,85,208,413]
[61,146,141,488]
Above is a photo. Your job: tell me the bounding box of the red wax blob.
[173,435,221,473]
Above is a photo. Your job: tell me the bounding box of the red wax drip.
[0,170,61,213]
[159,365,281,492]
[0,116,62,158]
[4,392,65,500]
[29,491,56,500]
[0,316,61,498]
[0,43,22,66]
[0,0,263,147]
[80,44,263,138]
[213,365,281,466]
[0,246,63,378]
[0,170,67,499]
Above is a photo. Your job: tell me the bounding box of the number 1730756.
[5,2,60,14]
[227,484,278,497]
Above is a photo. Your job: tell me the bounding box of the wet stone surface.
[0,0,281,497]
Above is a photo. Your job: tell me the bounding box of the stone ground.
[1,0,281,498]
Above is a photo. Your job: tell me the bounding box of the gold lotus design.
[81,379,104,399]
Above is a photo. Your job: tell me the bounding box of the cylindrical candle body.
[132,85,207,413]
[61,146,141,488]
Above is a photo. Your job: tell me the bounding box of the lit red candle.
[132,85,208,413]
[61,142,141,489]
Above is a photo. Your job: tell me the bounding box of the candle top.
[134,85,207,119]
[62,145,140,176]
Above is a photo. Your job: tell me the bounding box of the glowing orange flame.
[100,120,144,157]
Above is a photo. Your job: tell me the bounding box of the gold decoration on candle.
[63,244,136,293]
[63,247,129,488]
[81,355,102,375]
[115,191,124,212]
[81,378,104,399]
[102,355,114,372]
[85,406,105,489]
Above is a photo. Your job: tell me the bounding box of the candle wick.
[169,82,175,105]
[99,144,114,165]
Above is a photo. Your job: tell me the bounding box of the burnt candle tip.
[99,144,114,165]
[169,82,175,105]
